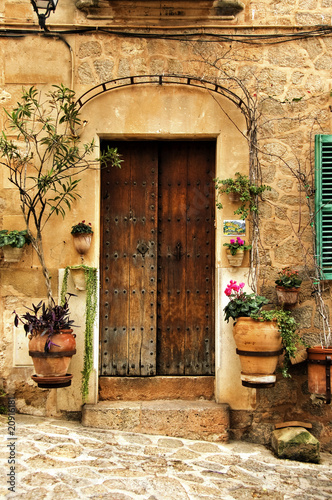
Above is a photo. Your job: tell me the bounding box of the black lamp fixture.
[30,0,58,30]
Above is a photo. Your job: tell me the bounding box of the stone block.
[271,427,320,463]
[82,400,230,442]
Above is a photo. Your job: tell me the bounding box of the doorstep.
[82,400,230,442]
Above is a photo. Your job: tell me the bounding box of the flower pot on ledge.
[307,346,332,404]
[276,286,299,305]
[226,249,244,267]
[233,317,283,388]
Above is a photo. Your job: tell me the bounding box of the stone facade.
[0,1,332,449]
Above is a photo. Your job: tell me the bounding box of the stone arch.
[76,74,251,130]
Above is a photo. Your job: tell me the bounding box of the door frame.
[99,139,216,378]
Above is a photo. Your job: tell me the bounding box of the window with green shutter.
[315,134,332,279]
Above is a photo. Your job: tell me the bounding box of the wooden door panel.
[100,142,157,376]
[157,142,215,375]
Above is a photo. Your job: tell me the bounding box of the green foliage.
[251,309,305,377]
[223,236,251,256]
[0,229,30,248]
[215,172,271,219]
[71,221,93,234]
[0,84,121,302]
[61,265,98,402]
[275,267,302,289]
[223,281,269,322]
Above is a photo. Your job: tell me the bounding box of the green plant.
[275,267,302,289]
[0,85,121,303]
[215,172,271,219]
[251,309,305,377]
[0,230,30,248]
[223,236,251,256]
[71,221,93,235]
[224,280,269,322]
[13,294,77,352]
[61,265,97,402]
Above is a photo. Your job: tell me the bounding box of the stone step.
[82,400,230,442]
[99,376,215,401]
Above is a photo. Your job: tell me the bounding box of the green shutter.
[315,134,332,279]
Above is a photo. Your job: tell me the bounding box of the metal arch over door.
[100,141,215,377]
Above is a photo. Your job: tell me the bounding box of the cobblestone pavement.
[1,415,332,499]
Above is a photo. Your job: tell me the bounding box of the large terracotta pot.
[226,249,244,267]
[307,346,332,403]
[29,329,76,377]
[72,233,92,255]
[276,286,299,305]
[233,317,283,388]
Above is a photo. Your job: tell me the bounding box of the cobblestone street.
[1,415,332,499]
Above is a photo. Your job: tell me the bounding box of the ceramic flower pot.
[226,249,244,267]
[276,286,299,305]
[29,329,76,377]
[233,317,283,388]
[307,346,332,403]
[2,245,24,263]
[70,267,86,290]
[72,233,92,255]
[228,192,241,203]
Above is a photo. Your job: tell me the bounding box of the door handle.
[137,242,149,257]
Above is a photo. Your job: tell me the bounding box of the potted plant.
[215,172,271,219]
[0,230,30,262]
[71,221,93,255]
[13,294,77,388]
[275,267,302,305]
[224,280,302,387]
[223,237,251,266]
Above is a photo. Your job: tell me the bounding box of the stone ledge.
[82,400,230,442]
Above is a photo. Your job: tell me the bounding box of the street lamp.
[30,0,58,30]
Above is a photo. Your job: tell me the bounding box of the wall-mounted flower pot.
[228,192,241,203]
[226,249,244,267]
[70,267,86,290]
[29,329,76,387]
[276,286,299,305]
[233,317,283,388]
[2,245,24,263]
[307,346,332,404]
[72,233,92,255]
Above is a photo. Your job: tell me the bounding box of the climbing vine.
[61,265,98,402]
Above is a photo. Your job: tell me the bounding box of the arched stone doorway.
[76,75,255,409]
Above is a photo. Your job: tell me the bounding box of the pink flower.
[230,239,235,244]
[224,287,232,296]
[239,282,245,288]
[237,237,244,245]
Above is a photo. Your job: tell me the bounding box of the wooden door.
[100,141,215,377]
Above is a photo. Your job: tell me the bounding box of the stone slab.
[99,376,215,401]
[82,400,229,442]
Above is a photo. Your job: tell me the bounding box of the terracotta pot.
[307,346,332,403]
[29,330,76,377]
[233,317,283,387]
[228,192,241,203]
[276,286,299,305]
[226,249,244,267]
[72,233,92,255]
[2,245,24,263]
[70,267,86,290]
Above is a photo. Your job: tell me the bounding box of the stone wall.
[0,0,332,446]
